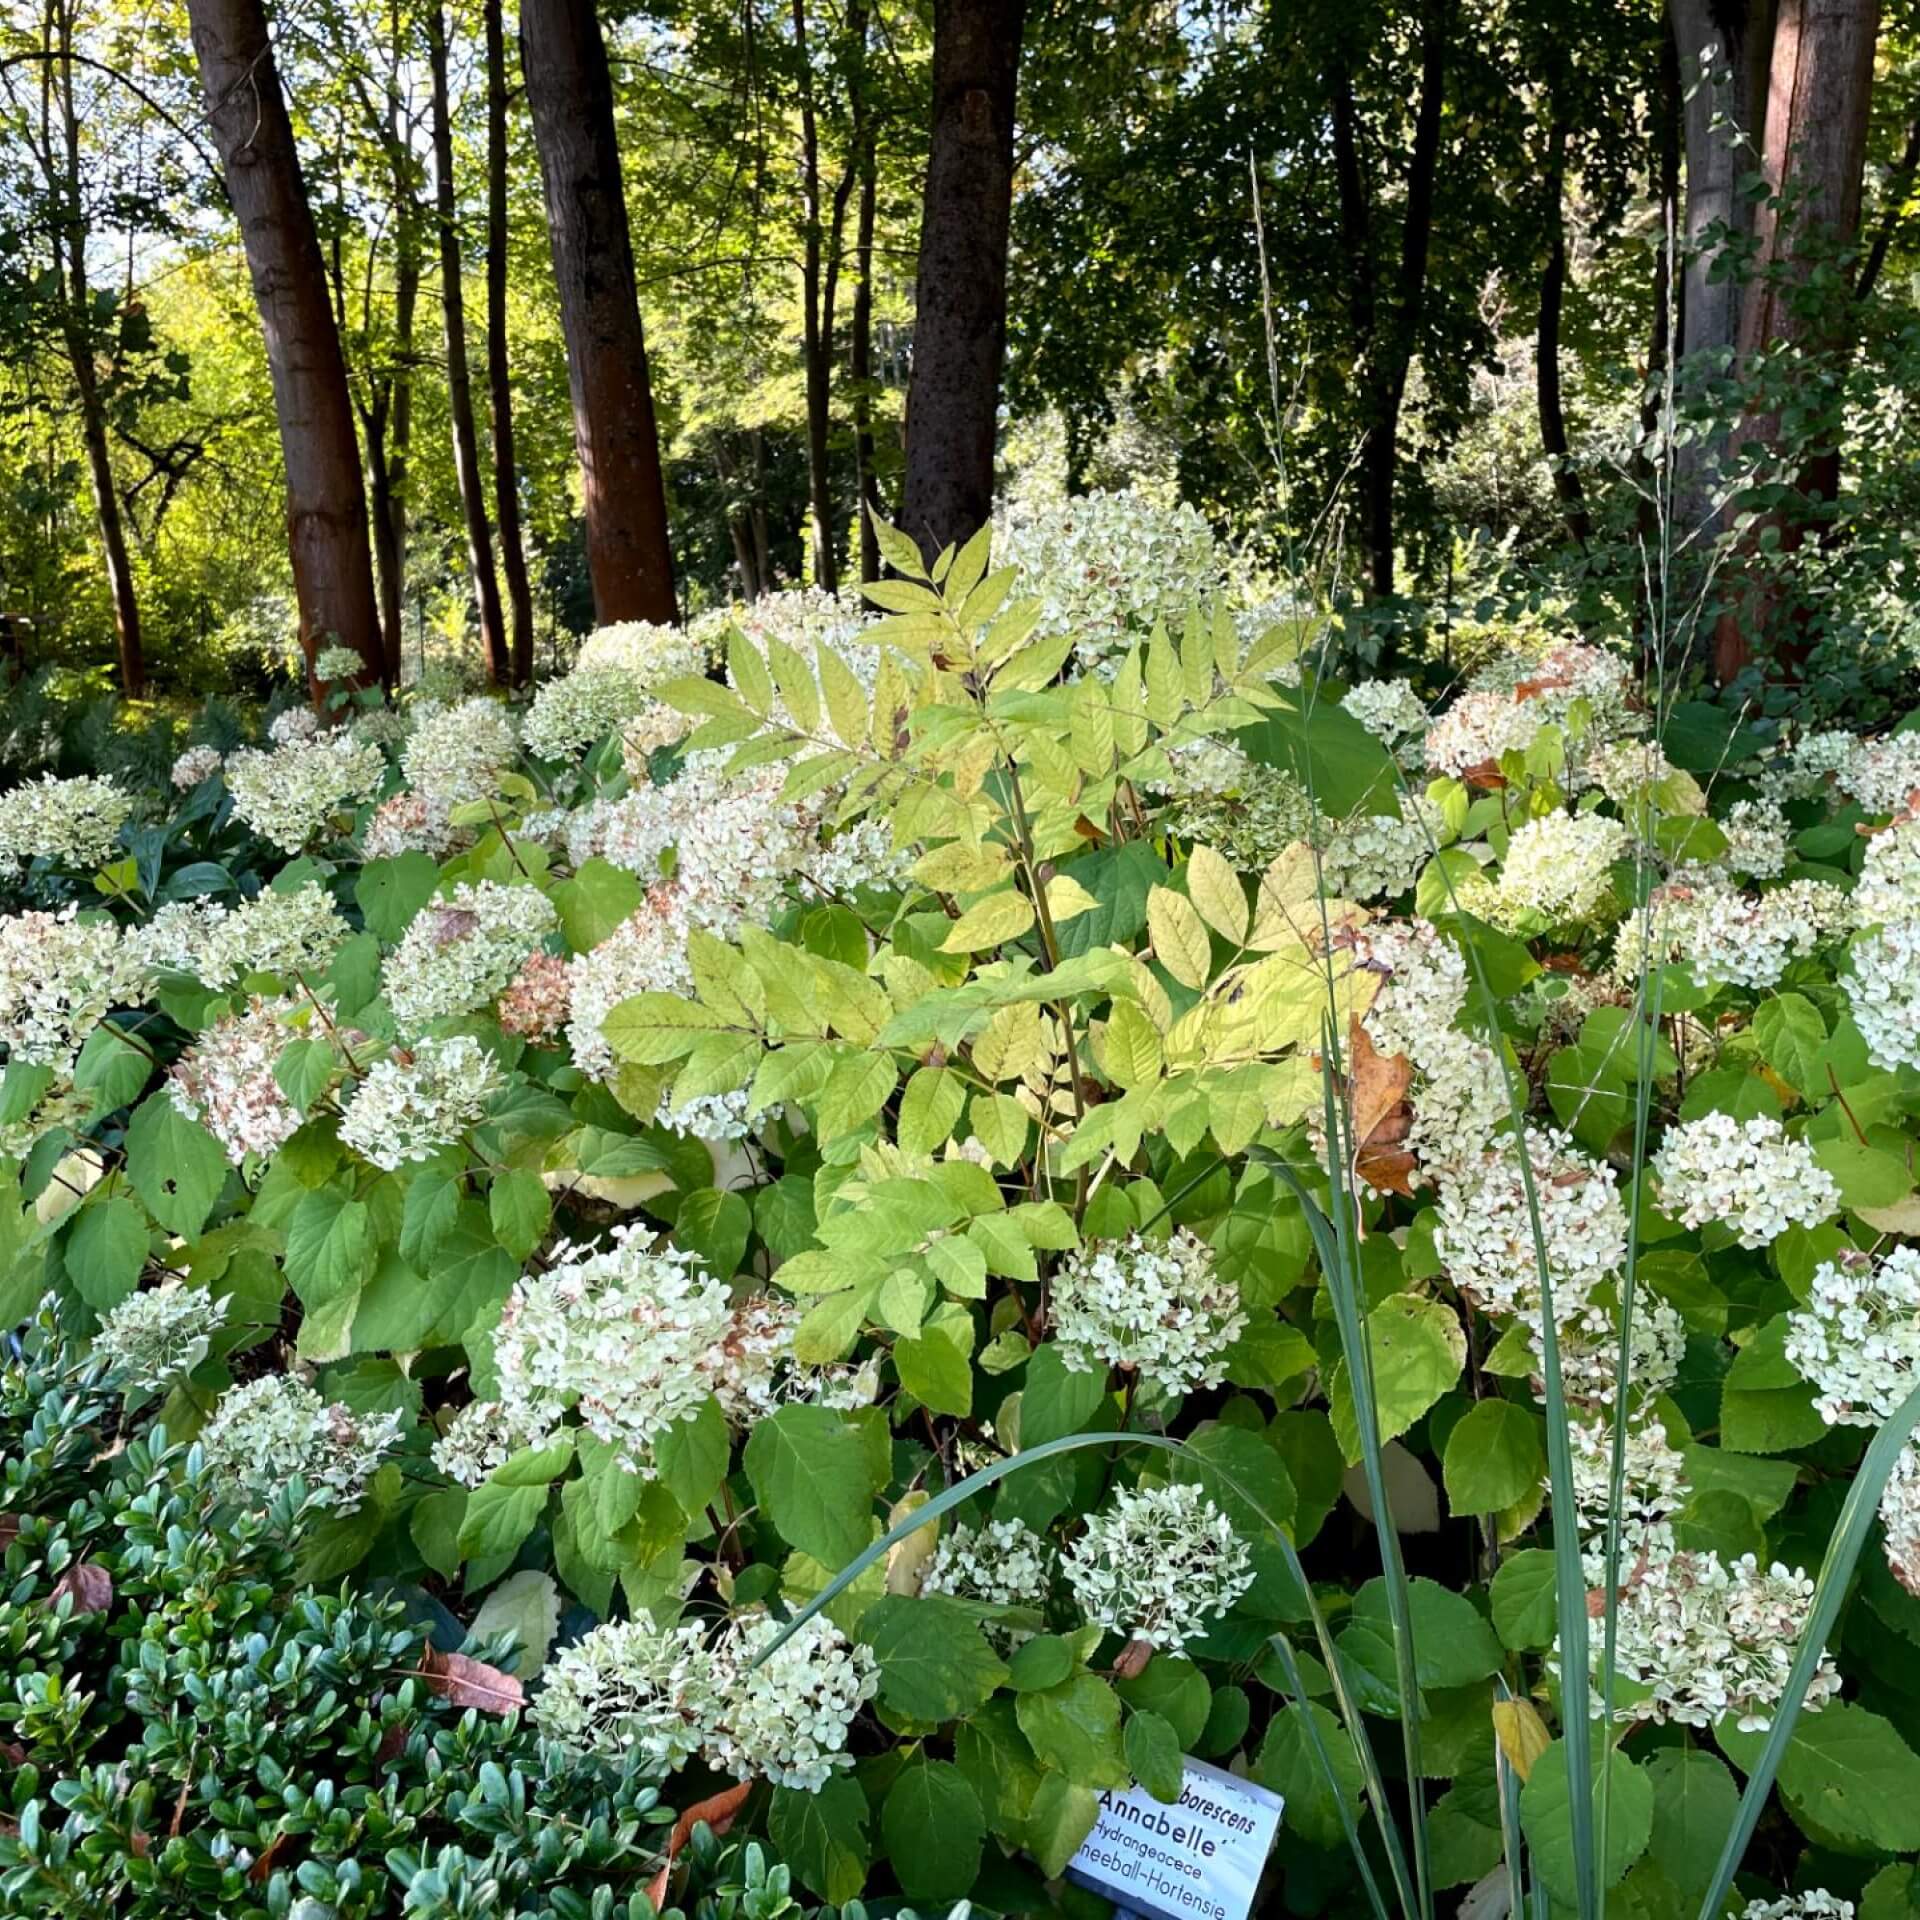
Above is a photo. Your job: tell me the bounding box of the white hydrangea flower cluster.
[522,664,655,761]
[797,818,913,900]
[1762,727,1858,802]
[1785,1245,1920,1427]
[1878,1443,1920,1597]
[0,909,144,1068]
[400,696,519,808]
[1719,797,1791,879]
[1579,738,1678,810]
[1474,641,1644,742]
[706,1294,879,1422]
[920,1517,1057,1634]
[170,745,224,790]
[1425,690,1541,778]
[1352,919,1507,1178]
[575,619,709,683]
[129,884,350,993]
[268,706,321,747]
[1315,810,1430,903]
[1855,816,1920,926]
[995,489,1226,670]
[1627,873,1846,991]
[696,587,872,674]
[1154,755,1316,869]
[1739,1896,1853,1920]
[225,732,387,853]
[312,643,365,681]
[486,1233,732,1478]
[0,773,132,873]
[338,1033,502,1170]
[1049,1228,1245,1396]
[429,1394,561,1488]
[536,1612,876,1794]
[531,1616,719,1769]
[198,1373,402,1514]
[1434,1126,1627,1334]
[1544,1295,1686,1413]
[704,1615,880,1792]
[1556,1417,1838,1732]
[1846,919,1920,1070]
[566,888,697,1084]
[0,1076,95,1161]
[384,882,558,1033]
[497,950,573,1041]
[93,1282,227,1394]
[1838,730,1920,816]
[169,996,314,1164]
[1063,1482,1253,1654]
[1341,677,1428,741]
[1596,1547,1840,1732]
[1652,1112,1839,1249]
[351,707,409,751]
[1492,812,1628,927]
[363,789,462,860]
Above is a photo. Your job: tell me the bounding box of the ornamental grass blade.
[1694,1377,1920,1920]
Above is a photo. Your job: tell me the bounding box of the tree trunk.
[428,0,509,686]
[1667,0,1776,362]
[1537,85,1591,550]
[791,0,837,591]
[899,0,1025,566]
[850,141,882,583]
[486,0,536,685]
[519,0,677,625]
[1712,0,1880,682]
[1636,21,1683,639]
[44,0,144,696]
[186,0,384,689]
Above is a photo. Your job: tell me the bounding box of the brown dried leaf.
[418,1645,525,1715]
[646,1780,754,1910]
[1346,1017,1414,1154]
[248,1832,287,1884]
[1461,758,1508,790]
[46,1561,112,1615]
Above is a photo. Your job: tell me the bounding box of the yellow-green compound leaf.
[1185,842,1250,944]
[1102,998,1164,1089]
[898,1065,967,1154]
[1147,884,1213,989]
[895,1323,973,1414]
[814,1052,898,1143]
[941,888,1036,953]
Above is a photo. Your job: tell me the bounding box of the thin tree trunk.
[899,0,1026,565]
[1537,83,1591,550]
[1855,107,1920,301]
[850,141,881,583]
[751,427,772,589]
[43,0,144,696]
[519,0,677,625]
[186,0,384,688]
[428,0,509,686]
[791,0,836,590]
[486,0,536,684]
[1636,21,1682,640]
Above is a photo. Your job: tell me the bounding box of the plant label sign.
[1063,1755,1284,1920]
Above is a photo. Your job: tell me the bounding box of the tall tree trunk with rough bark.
[486,0,536,684]
[519,0,677,625]
[187,0,384,688]
[1713,0,1880,680]
[791,0,836,591]
[428,0,509,686]
[899,0,1025,566]
[1537,77,1590,551]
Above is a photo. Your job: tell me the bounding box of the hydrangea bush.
[3,524,1920,1919]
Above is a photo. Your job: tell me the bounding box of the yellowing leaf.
[1044,872,1100,923]
[942,890,1036,953]
[1102,1000,1164,1090]
[1147,886,1213,989]
[912,841,1012,893]
[1492,1698,1552,1782]
[1186,844,1250,944]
